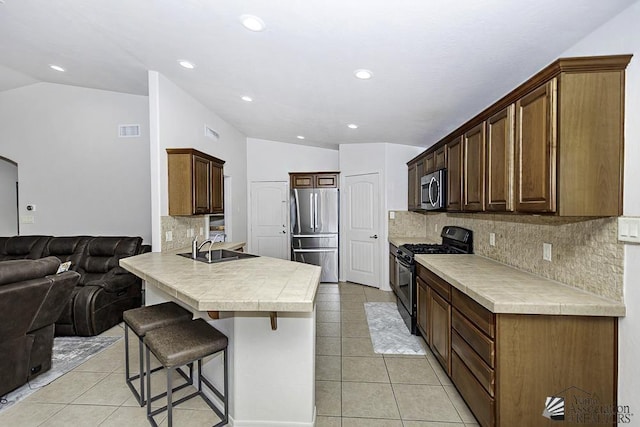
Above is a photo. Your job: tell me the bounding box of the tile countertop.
[120,243,321,313]
[415,254,625,317]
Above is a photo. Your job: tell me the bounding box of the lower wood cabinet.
[418,264,617,427]
[416,276,429,343]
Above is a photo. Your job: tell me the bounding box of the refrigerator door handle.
[309,193,314,231]
[293,189,301,234]
[314,193,319,230]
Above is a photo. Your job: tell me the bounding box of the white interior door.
[0,158,18,236]
[344,173,380,287]
[250,181,289,259]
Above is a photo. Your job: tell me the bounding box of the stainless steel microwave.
[420,169,446,210]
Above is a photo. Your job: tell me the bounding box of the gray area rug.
[0,335,122,413]
[365,302,426,355]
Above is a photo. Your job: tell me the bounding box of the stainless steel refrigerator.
[291,188,339,282]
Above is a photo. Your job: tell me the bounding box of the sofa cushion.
[0,236,51,261]
[0,256,60,286]
[43,236,91,267]
[79,237,141,284]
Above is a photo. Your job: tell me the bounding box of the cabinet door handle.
[370,234,378,239]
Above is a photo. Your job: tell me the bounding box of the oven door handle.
[396,256,411,270]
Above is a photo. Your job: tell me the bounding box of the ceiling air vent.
[204,125,220,140]
[118,124,141,138]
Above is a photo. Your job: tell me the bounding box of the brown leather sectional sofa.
[0,256,80,397]
[0,235,149,336]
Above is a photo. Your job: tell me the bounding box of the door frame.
[340,171,384,289]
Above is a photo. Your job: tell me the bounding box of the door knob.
[282,230,287,234]
[370,234,378,239]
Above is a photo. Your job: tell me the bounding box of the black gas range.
[393,226,473,334]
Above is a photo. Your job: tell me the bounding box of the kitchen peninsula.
[120,246,321,427]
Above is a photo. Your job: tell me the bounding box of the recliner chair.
[0,256,79,397]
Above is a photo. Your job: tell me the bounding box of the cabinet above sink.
[167,148,225,216]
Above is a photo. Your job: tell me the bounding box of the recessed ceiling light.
[297,135,305,140]
[178,60,195,69]
[240,15,266,32]
[49,64,65,72]
[354,69,373,80]
[347,124,359,129]
[241,96,253,102]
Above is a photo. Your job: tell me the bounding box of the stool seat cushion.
[145,318,228,368]
[124,302,192,336]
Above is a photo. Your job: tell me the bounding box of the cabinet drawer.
[452,309,494,368]
[452,288,495,338]
[452,331,494,396]
[315,174,339,188]
[452,352,495,427]
[418,265,451,301]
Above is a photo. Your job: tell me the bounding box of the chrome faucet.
[192,238,213,259]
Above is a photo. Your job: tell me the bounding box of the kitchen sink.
[177,249,258,264]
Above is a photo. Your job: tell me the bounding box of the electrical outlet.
[434,223,438,233]
[543,243,552,261]
[489,233,496,247]
[189,228,195,238]
[165,231,173,242]
[389,211,395,220]
[199,227,204,235]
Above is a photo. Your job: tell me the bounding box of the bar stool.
[144,318,229,427]
[123,302,193,406]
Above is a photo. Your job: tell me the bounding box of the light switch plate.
[165,231,173,242]
[543,243,552,261]
[389,211,395,220]
[618,217,640,243]
[20,215,35,224]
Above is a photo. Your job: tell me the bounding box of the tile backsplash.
[160,215,207,252]
[389,211,623,302]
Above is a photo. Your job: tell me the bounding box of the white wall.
[0,83,151,241]
[339,143,423,289]
[559,0,640,412]
[148,72,248,248]
[246,138,339,182]
[0,158,18,235]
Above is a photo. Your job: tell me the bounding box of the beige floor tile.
[158,407,222,427]
[342,356,389,383]
[341,321,370,338]
[339,283,367,295]
[384,357,440,385]
[364,289,396,303]
[464,423,480,427]
[317,322,341,337]
[444,385,478,423]
[318,310,341,323]
[0,402,65,426]
[340,293,367,303]
[100,323,126,337]
[340,309,366,322]
[316,415,342,426]
[316,355,342,381]
[341,382,399,419]
[342,418,403,426]
[25,371,110,404]
[393,384,461,422]
[340,301,366,312]
[317,301,341,311]
[317,337,342,356]
[342,337,380,357]
[318,284,340,294]
[42,404,117,426]
[73,372,133,406]
[74,342,125,373]
[316,381,341,416]
[121,369,193,408]
[99,405,166,427]
[403,422,466,427]
[317,293,341,302]
[428,358,453,386]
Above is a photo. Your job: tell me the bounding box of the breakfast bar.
[120,247,321,427]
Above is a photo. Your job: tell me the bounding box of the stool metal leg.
[138,338,145,404]
[167,366,174,427]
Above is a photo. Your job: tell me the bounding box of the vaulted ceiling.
[0,0,636,149]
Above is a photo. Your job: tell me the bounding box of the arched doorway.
[0,156,18,236]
